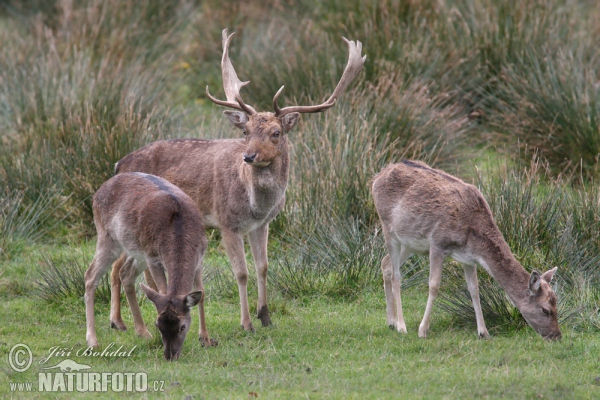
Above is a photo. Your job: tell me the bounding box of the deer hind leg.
[85,235,120,348]
[222,229,254,332]
[387,243,412,334]
[381,254,396,329]
[120,258,152,340]
[248,224,271,327]
[418,247,445,338]
[110,254,128,331]
[463,264,490,339]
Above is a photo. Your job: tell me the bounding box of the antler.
[273,37,366,117]
[206,29,257,115]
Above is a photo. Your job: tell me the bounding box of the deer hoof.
[137,329,153,340]
[257,305,272,327]
[200,337,219,347]
[479,331,490,339]
[241,323,255,333]
[110,320,127,331]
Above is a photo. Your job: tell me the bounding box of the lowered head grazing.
[140,285,203,360]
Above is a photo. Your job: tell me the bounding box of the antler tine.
[206,29,257,115]
[274,37,366,117]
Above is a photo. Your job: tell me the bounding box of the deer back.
[372,160,500,255]
[93,172,206,272]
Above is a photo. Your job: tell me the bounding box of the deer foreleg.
[120,260,152,340]
[418,248,444,338]
[222,229,254,332]
[193,266,217,346]
[463,264,490,339]
[146,261,167,294]
[109,254,128,331]
[248,224,271,327]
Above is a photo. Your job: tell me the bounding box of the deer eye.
[180,324,186,332]
[542,308,551,316]
[272,130,281,138]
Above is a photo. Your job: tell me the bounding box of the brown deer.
[84,172,214,360]
[108,29,366,332]
[372,160,561,340]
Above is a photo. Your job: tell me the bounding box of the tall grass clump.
[0,188,66,258]
[0,0,195,232]
[482,48,600,179]
[34,250,111,304]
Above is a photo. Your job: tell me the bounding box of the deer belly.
[391,233,431,254]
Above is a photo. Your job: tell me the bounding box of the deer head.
[140,284,203,360]
[519,268,561,340]
[206,29,366,167]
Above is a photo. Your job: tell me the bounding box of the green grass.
[1,245,599,399]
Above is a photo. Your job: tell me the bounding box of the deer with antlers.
[108,29,366,333]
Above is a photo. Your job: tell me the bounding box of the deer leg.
[418,248,445,338]
[85,235,120,348]
[381,254,396,329]
[146,260,167,295]
[193,265,217,346]
[388,244,412,333]
[463,264,490,339]
[248,224,271,327]
[110,254,129,331]
[120,259,152,340]
[143,269,159,292]
[222,229,254,332]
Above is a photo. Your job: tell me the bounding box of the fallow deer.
[372,160,561,340]
[84,172,214,360]
[108,29,366,332]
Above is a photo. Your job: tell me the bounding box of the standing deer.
[108,29,366,332]
[372,160,561,340]
[85,172,214,360]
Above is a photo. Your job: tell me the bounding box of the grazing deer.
[85,172,214,360]
[372,160,561,340]
[109,29,366,332]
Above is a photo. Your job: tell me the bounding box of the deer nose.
[243,153,257,163]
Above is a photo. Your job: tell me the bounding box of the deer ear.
[223,110,248,130]
[184,291,203,308]
[541,267,557,284]
[528,271,542,295]
[281,112,300,133]
[140,283,161,304]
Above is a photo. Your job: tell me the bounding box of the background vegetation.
[1,0,599,397]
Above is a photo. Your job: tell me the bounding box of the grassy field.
[2,246,599,399]
[1,0,600,398]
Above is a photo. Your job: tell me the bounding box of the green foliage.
[0,188,66,258]
[34,250,111,304]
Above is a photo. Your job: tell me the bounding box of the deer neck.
[474,231,531,307]
[240,145,289,215]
